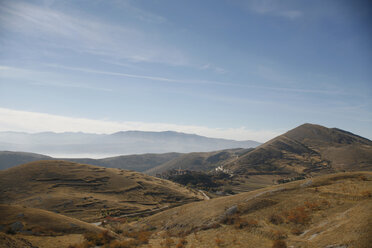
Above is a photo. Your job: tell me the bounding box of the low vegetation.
[128,172,372,248]
[169,171,224,190]
[1,162,371,248]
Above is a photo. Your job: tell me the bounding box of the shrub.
[220,213,258,230]
[161,237,174,248]
[84,231,114,246]
[220,213,239,225]
[215,235,225,247]
[269,230,287,240]
[272,240,287,248]
[359,175,368,181]
[108,240,138,248]
[5,227,16,235]
[304,201,320,211]
[121,230,152,245]
[269,214,284,225]
[285,206,310,225]
[321,199,331,208]
[291,228,303,235]
[68,241,94,248]
[361,190,372,198]
[176,238,188,248]
[234,218,259,229]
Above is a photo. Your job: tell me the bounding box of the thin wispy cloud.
[44,64,348,96]
[0,66,112,92]
[0,64,350,96]
[45,64,201,84]
[200,64,228,74]
[0,1,188,65]
[0,108,281,142]
[29,81,113,92]
[243,0,303,20]
[110,0,167,24]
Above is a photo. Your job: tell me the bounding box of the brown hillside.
[0,204,104,235]
[0,160,204,222]
[227,123,372,176]
[127,172,372,248]
[145,148,251,175]
[0,204,108,248]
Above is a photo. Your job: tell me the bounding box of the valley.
[0,124,371,247]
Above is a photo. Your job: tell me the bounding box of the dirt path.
[199,190,210,200]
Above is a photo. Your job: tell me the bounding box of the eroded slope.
[0,160,204,222]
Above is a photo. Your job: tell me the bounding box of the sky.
[0,0,371,142]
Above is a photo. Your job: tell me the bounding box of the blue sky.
[0,0,371,142]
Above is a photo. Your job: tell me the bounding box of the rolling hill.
[145,148,253,176]
[0,204,104,235]
[65,152,182,172]
[0,151,182,171]
[0,160,204,222]
[0,204,111,248]
[145,124,372,194]
[225,123,372,177]
[127,172,372,248]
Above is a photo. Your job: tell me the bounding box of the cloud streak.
[244,0,303,20]
[0,66,112,92]
[0,1,188,65]
[1,64,350,96]
[0,108,281,142]
[45,64,348,96]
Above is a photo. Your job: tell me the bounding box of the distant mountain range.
[0,130,260,158]
[1,124,371,179]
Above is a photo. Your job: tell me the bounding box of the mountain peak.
[283,123,372,146]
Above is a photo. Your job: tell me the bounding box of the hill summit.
[226,123,372,177]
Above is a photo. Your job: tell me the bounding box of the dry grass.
[0,204,104,236]
[1,170,371,248]
[131,172,372,248]
[0,160,204,222]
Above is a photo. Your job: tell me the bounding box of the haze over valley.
[0,131,260,158]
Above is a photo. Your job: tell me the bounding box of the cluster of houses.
[214,165,234,177]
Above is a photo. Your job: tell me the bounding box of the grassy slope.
[1,171,370,247]
[65,152,182,172]
[145,148,252,175]
[227,123,372,176]
[0,204,104,235]
[0,151,182,172]
[131,172,372,248]
[0,160,203,222]
[145,124,372,195]
[0,204,107,248]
